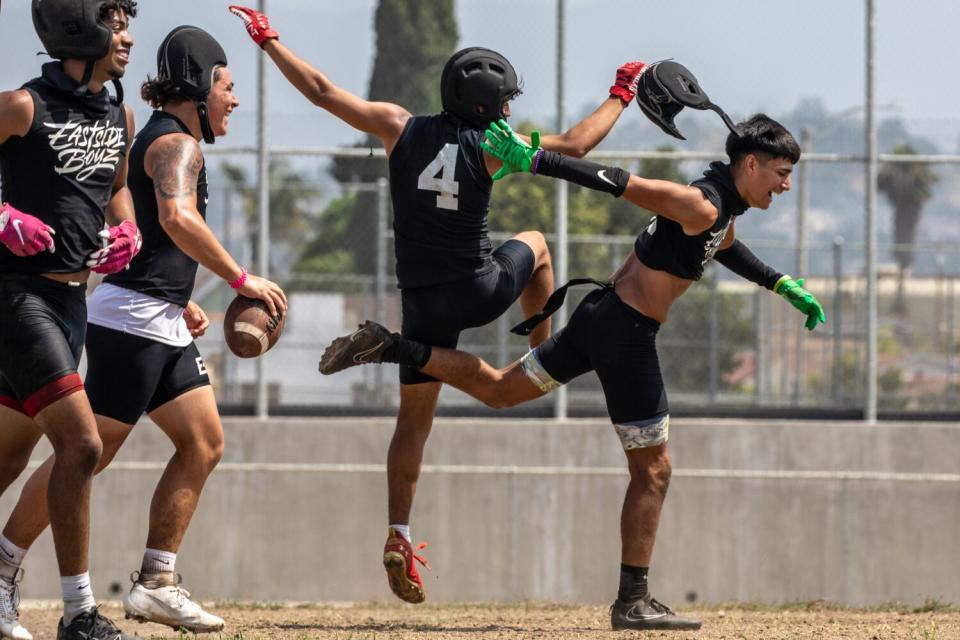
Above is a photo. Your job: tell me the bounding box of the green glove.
[480,119,541,181]
[775,276,826,331]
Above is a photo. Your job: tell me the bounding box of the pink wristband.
[229,267,248,290]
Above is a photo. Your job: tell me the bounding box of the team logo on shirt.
[702,221,732,266]
[44,119,125,182]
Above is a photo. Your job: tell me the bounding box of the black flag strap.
[510,278,612,336]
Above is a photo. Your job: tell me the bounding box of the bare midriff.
[41,269,90,285]
[611,252,693,324]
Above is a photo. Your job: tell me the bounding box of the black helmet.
[635,60,738,140]
[156,26,228,144]
[32,0,113,61]
[440,47,520,130]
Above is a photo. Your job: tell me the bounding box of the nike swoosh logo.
[597,170,616,187]
[0,546,14,559]
[625,610,667,621]
[11,219,24,244]
[353,341,384,363]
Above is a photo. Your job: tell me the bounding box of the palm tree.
[877,143,939,312]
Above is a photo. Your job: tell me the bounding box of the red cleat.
[382,528,429,603]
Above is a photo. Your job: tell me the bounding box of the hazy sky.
[1,0,958,150]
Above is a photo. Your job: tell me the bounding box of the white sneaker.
[0,572,31,640]
[122,572,224,633]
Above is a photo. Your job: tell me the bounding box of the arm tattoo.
[152,136,204,200]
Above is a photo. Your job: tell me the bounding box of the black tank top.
[389,114,494,289]
[634,161,748,281]
[106,111,207,307]
[0,63,129,274]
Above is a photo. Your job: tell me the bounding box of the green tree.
[221,160,322,271]
[877,142,939,312]
[305,0,459,277]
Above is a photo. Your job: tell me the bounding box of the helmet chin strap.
[111,79,124,105]
[196,101,216,144]
[73,60,95,97]
[71,61,126,105]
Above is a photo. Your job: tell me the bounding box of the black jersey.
[634,161,748,281]
[388,114,495,289]
[105,111,207,307]
[0,63,129,274]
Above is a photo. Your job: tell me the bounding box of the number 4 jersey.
[388,114,494,289]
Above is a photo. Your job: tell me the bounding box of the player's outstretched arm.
[483,119,717,234]
[714,225,826,330]
[229,5,411,153]
[534,61,646,157]
[146,133,287,316]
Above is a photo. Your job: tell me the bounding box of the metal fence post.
[793,130,811,405]
[754,288,766,403]
[832,237,844,402]
[553,0,569,420]
[255,0,270,419]
[708,266,719,402]
[375,178,388,404]
[864,0,879,422]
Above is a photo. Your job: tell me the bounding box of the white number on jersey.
[417,144,460,211]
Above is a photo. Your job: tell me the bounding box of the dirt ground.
[21,601,960,640]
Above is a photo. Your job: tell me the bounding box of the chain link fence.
[186,150,960,417]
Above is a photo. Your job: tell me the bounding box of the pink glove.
[86,221,142,274]
[228,5,279,48]
[0,203,56,256]
[609,61,649,104]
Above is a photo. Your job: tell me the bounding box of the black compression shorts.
[400,239,536,385]
[530,287,669,424]
[84,323,210,425]
[0,273,87,416]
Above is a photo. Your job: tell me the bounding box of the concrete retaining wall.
[8,418,959,606]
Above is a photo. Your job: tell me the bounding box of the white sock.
[389,524,411,542]
[141,548,176,574]
[61,572,96,625]
[0,535,26,581]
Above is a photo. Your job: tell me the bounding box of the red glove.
[0,202,56,256]
[228,5,279,48]
[609,61,649,105]
[86,221,142,274]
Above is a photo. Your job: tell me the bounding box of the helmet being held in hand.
[635,59,738,141]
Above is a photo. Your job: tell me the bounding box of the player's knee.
[0,451,32,486]
[629,450,672,495]
[180,431,224,474]
[203,433,225,472]
[525,231,551,262]
[57,434,103,476]
[479,371,519,409]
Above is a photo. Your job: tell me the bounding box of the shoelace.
[0,578,20,620]
[412,542,430,571]
[646,596,674,615]
[131,570,190,608]
[74,605,121,638]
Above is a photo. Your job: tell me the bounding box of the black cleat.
[57,607,137,640]
[610,594,702,631]
[319,320,396,375]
